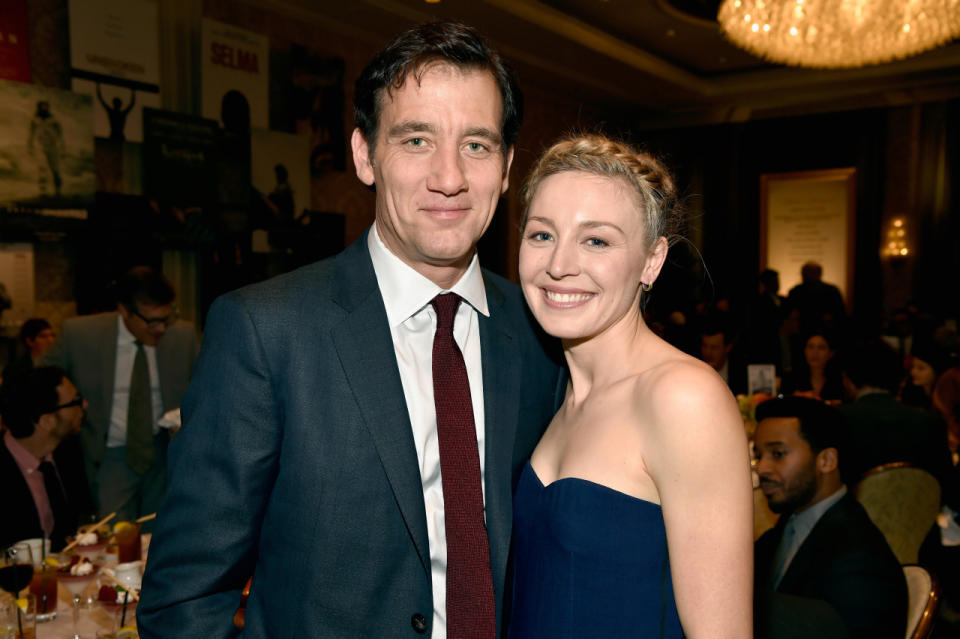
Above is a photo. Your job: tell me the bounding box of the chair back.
[903,565,939,639]
[854,462,940,564]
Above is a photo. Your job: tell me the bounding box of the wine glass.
[0,542,34,595]
[1,543,34,638]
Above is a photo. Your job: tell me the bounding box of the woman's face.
[519,171,665,341]
[910,357,936,390]
[804,335,834,370]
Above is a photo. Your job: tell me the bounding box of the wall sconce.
[882,217,910,259]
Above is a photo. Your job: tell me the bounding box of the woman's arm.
[643,362,754,639]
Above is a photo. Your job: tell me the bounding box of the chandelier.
[717,0,960,68]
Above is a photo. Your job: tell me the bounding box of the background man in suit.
[0,365,92,550]
[44,266,198,526]
[139,21,564,639]
[753,396,906,639]
[839,337,951,486]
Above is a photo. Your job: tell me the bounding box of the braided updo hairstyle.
[521,133,683,250]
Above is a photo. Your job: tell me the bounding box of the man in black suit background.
[838,337,951,486]
[753,396,906,639]
[0,366,92,550]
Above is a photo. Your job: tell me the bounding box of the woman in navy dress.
[511,134,754,638]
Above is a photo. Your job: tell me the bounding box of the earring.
[641,282,652,292]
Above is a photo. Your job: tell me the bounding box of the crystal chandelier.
[717,0,960,68]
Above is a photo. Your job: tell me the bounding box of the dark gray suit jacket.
[44,312,198,474]
[138,233,565,638]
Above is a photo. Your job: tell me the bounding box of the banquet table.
[22,535,148,639]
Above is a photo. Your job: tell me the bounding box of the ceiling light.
[718,0,960,68]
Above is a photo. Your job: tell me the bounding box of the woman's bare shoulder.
[632,345,743,439]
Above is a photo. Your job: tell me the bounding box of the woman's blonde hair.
[521,133,683,248]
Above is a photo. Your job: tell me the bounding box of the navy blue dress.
[508,461,683,638]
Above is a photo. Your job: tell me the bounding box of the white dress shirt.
[106,315,164,448]
[368,224,489,639]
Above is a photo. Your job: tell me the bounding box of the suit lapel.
[100,314,118,421]
[778,495,849,592]
[478,274,520,593]
[329,236,430,577]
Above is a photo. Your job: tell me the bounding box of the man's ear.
[35,413,55,436]
[500,145,515,194]
[816,447,839,474]
[351,128,375,186]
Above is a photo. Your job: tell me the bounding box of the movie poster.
[0,79,95,207]
[68,0,161,143]
[251,129,310,223]
[201,19,269,131]
[0,0,31,83]
[142,108,219,207]
[290,45,346,175]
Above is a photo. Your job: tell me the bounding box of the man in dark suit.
[838,337,951,486]
[753,396,906,639]
[786,262,846,334]
[138,22,564,639]
[699,320,747,395]
[0,366,93,550]
[44,267,198,525]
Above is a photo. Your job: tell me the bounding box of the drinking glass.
[57,557,99,639]
[0,543,34,595]
[27,564,57,621]
[0,544,35,638]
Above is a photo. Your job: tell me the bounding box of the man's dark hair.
[0,365,67,439]
[116,266,175,312]
[18,317,52,344]
[756,396,844,459]
[353,21,523,154]
[700,315,734,345]
[842,337,902,393]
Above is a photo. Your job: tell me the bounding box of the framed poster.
[760,168,856,311]
[68,0,162,142]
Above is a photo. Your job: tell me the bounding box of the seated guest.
[839,338,951,486]
[1,318,56,384]
[754,396,906,639]
[0,366,93,550]
[699,320,747,395]
[899,338,952,411]
[781,331,844,403]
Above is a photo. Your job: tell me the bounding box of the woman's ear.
[641,236,669,286]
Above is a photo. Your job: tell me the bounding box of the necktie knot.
[431,293,462,333]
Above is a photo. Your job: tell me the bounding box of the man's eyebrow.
[464,127,502,145]
[386,121,438,137]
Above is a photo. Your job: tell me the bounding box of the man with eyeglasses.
[0,365,93,550]
[44,266,198,527]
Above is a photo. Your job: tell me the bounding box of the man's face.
[52,377,86,438]
[352,64,513,287]
[119,302,175,347]
[700,333,730,370]
[26,328,56,358]
[754,416,820,514]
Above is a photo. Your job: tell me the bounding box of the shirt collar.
[4,430,50,473]
[117,314,137,346]
[367,223,489,327]
[787,484,847,541]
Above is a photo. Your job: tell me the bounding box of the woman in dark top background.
[782,331,844,403]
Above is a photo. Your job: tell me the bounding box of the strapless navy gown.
[508,461,683,638]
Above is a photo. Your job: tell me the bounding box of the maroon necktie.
[431,293,495,639]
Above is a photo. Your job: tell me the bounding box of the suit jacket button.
[411,613,428,634]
